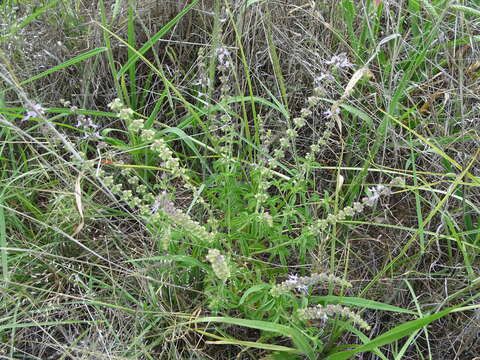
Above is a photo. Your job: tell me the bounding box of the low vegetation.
[1,0,479,359]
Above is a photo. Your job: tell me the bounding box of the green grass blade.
[97,21,214,144]
[384,110,480,185]
[0,320,97,331]
[0,197,7,284]
[3,47,107,93]
[189,316,315,359]
[99,0,122,97]
[264,5,289,112]
[127,0,137,108]
[196,329,300,354]
[160,127,211,173]
[449,4,480,17]
[116,0,199,79]
[311,296,416,315]
[325,307,459,360]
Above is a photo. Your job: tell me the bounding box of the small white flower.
[310,143,320,153]
[206,248,230,281]
[261,212,273,227]
[300,108,312,118]
[108,98,123,111]
[141,129,156,141]
[280,138,290,148]
[294,117,306,128]
[129,119,144,132]
[307,96,320,107]
[286,128,297,138]
[86,117,98,129]
[285,274,299,285]
[119,108,134,121]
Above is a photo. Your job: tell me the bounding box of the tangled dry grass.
[1,0,479,359]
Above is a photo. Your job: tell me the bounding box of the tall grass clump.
[1,0,480,359]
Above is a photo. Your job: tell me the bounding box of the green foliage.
[1,0,479,358]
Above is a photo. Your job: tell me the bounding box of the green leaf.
[196,329,299,353]
[339,104,373,128]
[188,316,315,359]
[238,284,271,305]
[325,306,458,360]
[311,296,416,315]
[319,98,373,128]
[160,127,211,173]
[328,320,389,360]
[100,130,129,149]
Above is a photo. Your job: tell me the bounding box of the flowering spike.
[270,273,351,297]
[298,304,370,330]
[206,249,230,281]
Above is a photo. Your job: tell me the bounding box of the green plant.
[1,0,479,358]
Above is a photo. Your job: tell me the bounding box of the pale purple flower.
[315,72,334,85]
[271,272,351,297]
[86,117,98,129]
[324,53,353,68]
[364,185,389,206]
[76,116,101,140]
[216,47,231,69]
[287,274,309,294]
[80,131,102,141]
[323,108,340,118]
[363,192,379,207]
[193,76,210,88]
[150,191,176,215]
[22,103,45,122]
[285,274,299,285]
